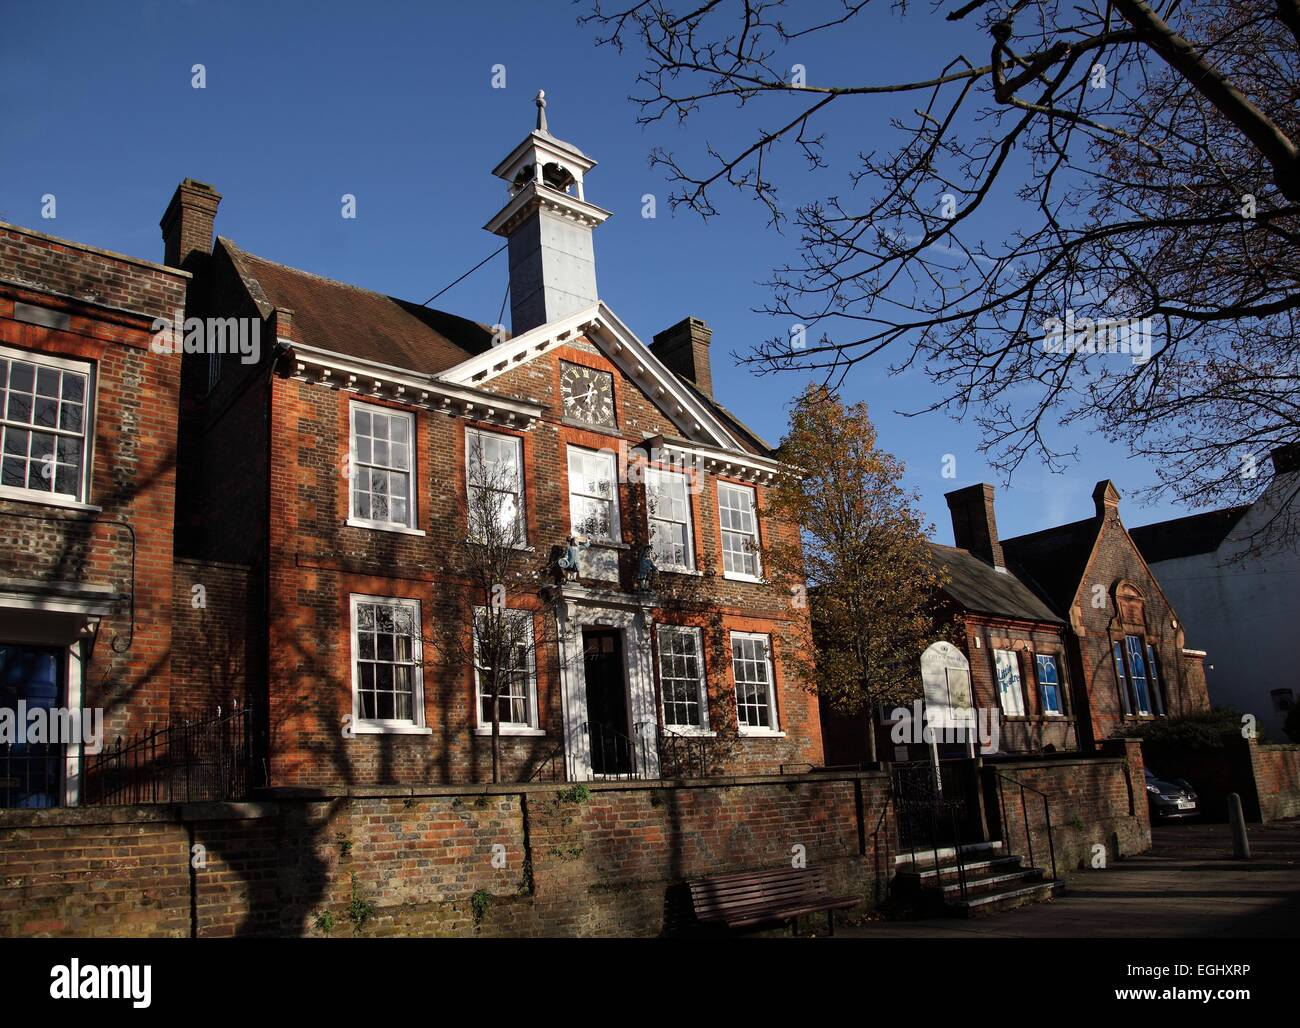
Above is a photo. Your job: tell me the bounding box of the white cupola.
[484,91,612,335]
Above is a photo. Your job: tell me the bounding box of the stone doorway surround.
[553,584,660,781]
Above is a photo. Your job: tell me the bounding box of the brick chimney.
[161,178,222,270]
[945,483,1005,569]
[1093,479,1121,519]
[651,317,713,398]
[1271,442,1300,475]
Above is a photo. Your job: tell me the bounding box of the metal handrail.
[993,770,1058,882]
[527,739,568,782]
[890,759,975,904]
[658,725,712,778]
[81,705,255,806]
[582,720,643,780]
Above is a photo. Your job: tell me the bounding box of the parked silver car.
[1144,768,1199,820]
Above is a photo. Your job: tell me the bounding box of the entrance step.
[895,855,1022,885]
[945,878,1063,918]
[894,840,1004,870]
[893,847,1063,918]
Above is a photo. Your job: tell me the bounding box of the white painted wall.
[1143,471,1300,740]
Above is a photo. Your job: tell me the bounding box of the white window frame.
[730,631,781,736]
[567,445,621,544]
[465,427,526,546]
[645,467,695,572]
[347,400,422,535]
[655,625,711,734]
[205,351,223,395]
[993,649,1026,717]
[472,607,543,735]
[348,594,429,735]
[1035,653,1064,716]
[718,482,761,581]
[0,344,95,507]
[1124,634,1152,715]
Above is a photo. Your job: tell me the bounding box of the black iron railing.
[658,727,717,778]
[583,720,648,780]
[993,770,1058,882]
[527,739,568,782]
[83,706,256,806]
[0,738,63,809]
[890,759,979,902]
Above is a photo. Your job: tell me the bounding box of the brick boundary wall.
[0,748,1150,937]
[0,772,894,937]
[984,739,1150,875]
[1138,734,1300,823]
[1247,743,1300,823]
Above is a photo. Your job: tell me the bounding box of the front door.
[583,629,631,775]
[0,644,64,808]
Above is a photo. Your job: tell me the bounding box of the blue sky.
[0,0,1189,540]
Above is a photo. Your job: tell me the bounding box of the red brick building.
[823,480,1212,763]
[927,485,1080,755]
[0,221,189,806]
[173,100,820,787]
[1001,480,1212,748]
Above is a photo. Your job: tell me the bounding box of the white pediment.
[435,302,745,452]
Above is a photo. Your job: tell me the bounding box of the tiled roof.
[678,377,771,457]
[929,543,1063,624]
[222,238,496,374]
[1128,505,1249,564]
[1000,517,1102,616]
[220,238,765,454]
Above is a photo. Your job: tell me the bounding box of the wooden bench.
[687,866,859,935]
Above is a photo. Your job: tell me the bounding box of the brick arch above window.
[1112,579,1146,628]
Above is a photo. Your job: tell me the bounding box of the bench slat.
[687,866,854,930]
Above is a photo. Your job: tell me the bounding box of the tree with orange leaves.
[764,386,949,762]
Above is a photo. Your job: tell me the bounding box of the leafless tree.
[444,433,564,783]
[583,0,1300,550]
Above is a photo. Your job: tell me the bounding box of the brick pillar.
[1221,730,1264,822]
[161,178,222,270]
[651,317,713,397]
[945,483,1005,568]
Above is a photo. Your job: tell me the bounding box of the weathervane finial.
[535,89,548,132]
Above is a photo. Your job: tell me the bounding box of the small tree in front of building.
[764,386,948,762]
[445,432,562,784]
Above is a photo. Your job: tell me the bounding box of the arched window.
[1110,580,1167,717]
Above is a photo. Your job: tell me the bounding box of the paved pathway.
[838,820,1300,938]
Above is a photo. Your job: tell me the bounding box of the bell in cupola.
[484,90,613,335]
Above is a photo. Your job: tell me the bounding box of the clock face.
[560,361,616,427]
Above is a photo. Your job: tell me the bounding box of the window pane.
[350,406,415,526]
[719,484,758,576]
[1114,641,1132,715]
[1036,654,1061,714]
[1146,644,1165,716]
[994,650,1025,716]
[9,362,33,394]
[467,431,525,545]
[1125,635,1150,713]
[568,448,618,541]
[474,609,536,728]
[659,628,705,729]
[353,599,420,726]
[7,392,31,424]
[732,634,774,729]
[33,397,58,429]
[648,470,692,569]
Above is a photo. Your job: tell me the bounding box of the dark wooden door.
[583,630,630,775]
